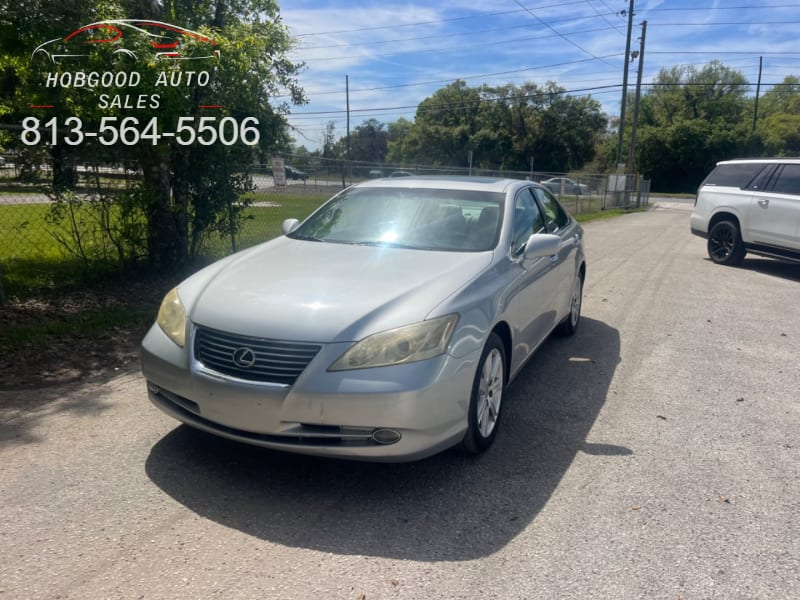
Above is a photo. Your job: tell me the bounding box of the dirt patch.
[0,277,172,390]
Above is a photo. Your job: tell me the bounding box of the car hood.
[185,237,493,342]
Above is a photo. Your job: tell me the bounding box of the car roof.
[718,158,800,166]
[354,175,529,193]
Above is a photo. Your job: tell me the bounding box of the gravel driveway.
[1,199,798,599]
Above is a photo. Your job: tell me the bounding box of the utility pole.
[752,56,763,132]
[343,74,350,187]
[628,20,647,175]
[615,0,636,168]
[346,74,351,162]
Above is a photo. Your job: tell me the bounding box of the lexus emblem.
[232,347,256,368]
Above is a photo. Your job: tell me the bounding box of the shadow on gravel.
[0,374,119,447]
[737,258,800,283]
[145,317,625,561]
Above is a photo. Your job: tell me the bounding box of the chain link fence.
[0,153,649,299]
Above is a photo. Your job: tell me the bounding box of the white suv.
[690,158,800,265]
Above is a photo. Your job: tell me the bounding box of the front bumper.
[141,324,480,462]
[689,212,709,239]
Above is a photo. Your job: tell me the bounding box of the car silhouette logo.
[31,19,220,64]
[232,347,256,368]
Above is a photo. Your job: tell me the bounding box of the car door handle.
[757,199,769,208]
[560,234,580,250]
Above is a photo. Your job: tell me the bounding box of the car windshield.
[290,187,505,252]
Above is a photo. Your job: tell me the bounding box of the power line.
[647,21,800,27]
[281,2,800,138]
[583,0,626,36]
[291,3,800,39]
[511,0,617,69]
[276,55,624,100]
[278,52,797,102]
[286,79,792,122]
[296,12,622,51]
[290,83,621,119]
[646,3,800,12]
[648,51,800,55]
[293,27,626,64]
[292,1,590,38]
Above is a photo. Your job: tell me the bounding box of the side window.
[746,164,777,191]
[511,188,546,254]
[770,165,800,196]
[703,163,767,188]
[533,187,569,233]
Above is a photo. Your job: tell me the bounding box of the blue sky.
[278,0,800,150]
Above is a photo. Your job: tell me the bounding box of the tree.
[641,62,749,126]
[755,75,800,118]
[388,80,482,166]
[532,83,607,172]
[634,62,752,191]
[122,0,304,267]
[0,0,305,269]
[756,76,800,155]
[387,80,607,172]
[0,1,119,189]
[761,113,800,155]
[322,120,338,159]
[349,118,388,163]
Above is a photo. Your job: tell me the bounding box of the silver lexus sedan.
[141,176,586,461]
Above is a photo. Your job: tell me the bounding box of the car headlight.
[329,314,458,371]
[157,287,186,347]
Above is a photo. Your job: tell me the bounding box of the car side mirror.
[282,218,300,235]
[523,233,561,260]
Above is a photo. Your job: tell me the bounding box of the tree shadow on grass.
[145,317,625,562]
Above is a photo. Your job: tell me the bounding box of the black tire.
[707,220,746,266]
[556,272,583,337]
[462,333,506,455]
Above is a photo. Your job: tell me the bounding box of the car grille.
[193,326,321,385]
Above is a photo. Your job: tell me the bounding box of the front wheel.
[462,333,506,455]
[707,220,745,266]
[556,272,583,336]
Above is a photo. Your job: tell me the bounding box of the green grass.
[0,201,132,297]
[574,207,649,223]
[2,304,154,347]
[0,190,647,377]
[0,192,331,298]
[0,188,642,300]
[0,203,59,258]
[202,191,329,257]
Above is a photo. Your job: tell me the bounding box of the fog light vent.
[371,429,402,445]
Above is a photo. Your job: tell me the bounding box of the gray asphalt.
[1,199,798,599]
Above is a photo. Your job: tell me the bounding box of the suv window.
[770,164,800,196]
[703,163,767,188]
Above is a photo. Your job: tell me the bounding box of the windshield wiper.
[353,240,421,249]
[288,233,324,242]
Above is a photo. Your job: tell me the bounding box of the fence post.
[229,199,237,254]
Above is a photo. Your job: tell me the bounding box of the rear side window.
[702,163,767,189]
[770,164,800,196]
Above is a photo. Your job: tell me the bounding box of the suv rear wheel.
[707,220,746,266]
